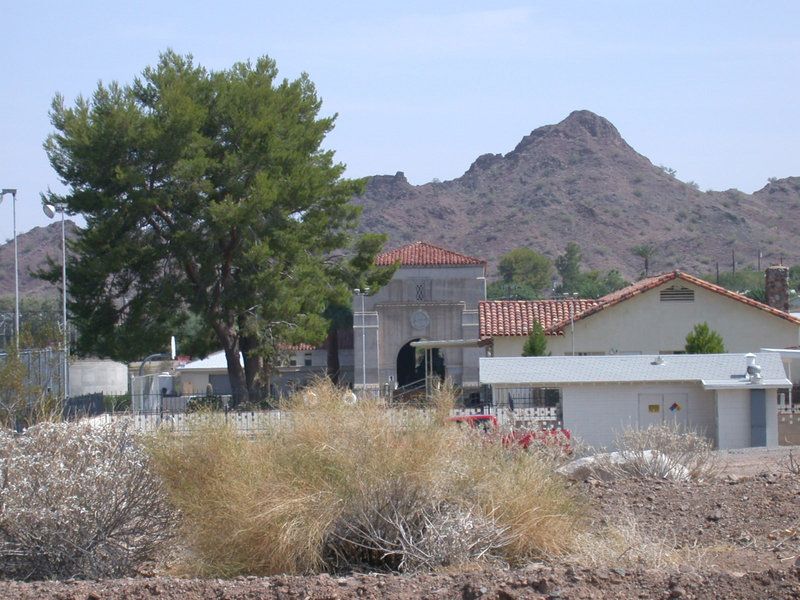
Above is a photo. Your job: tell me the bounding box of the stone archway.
[396,339,445,388]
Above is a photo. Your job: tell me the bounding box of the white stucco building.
[481,270,800,358]
[480,352,790,450]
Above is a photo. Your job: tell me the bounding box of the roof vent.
[746,353,762,383]
[651,355,664,365]
[660,285,694,302]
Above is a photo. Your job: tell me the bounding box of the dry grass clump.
[594,422,720,481]
[148,380,582,576]
[782,450,800,475]
[565,511,707,570]
[0,421,176,580]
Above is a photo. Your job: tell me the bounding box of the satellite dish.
[42,204,56,219]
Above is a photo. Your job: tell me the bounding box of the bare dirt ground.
[3,447,800,600]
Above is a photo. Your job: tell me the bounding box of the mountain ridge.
[3,110,799,299]
[353,110,800,279]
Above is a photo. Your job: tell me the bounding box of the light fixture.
[43,202,69,397]
[1,189,19,348]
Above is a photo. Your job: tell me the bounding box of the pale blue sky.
[2,1,799,241]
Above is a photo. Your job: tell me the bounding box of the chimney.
[765,265,789,312]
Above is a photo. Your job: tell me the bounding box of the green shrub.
[685,322,725,354]
[149,380,582,576]
[185,394,227,412]
[104,393,131,412]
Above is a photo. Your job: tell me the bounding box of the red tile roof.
[479,299,600,337]
[278,329,354,352]
[480,270,800,339]
[280,343,318,351]
[566,270,800,331]
[376,241,486,267]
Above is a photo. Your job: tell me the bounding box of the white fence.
[452,405,562,430]
[88,410,283,433]
[88,404,562,434]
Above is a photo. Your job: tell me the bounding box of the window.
[660,285,694,302]
[304,353,313,367]
[410,278,432,301]
[501,387,562,410]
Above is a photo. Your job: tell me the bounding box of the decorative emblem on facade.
[410,309,430,330]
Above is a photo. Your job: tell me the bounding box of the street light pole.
[43,202,69,397]
[1,189,19,348]
[354,287,370,395]
[570,292,578,356]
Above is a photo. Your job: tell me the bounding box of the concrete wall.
[716,389,751,450]
[493,278,800,357]
[69,359,129,396]
[767,389,779,446]
[716,388,779,449]
[355,264,487,393]
[561,382,715,450]
[178,372,211,396]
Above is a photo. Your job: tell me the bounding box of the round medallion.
[410,309,430,330]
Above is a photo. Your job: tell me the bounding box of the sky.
[1,1,799,242]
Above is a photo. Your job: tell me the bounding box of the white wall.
[716,389,750,450]
[716,388,780,449]
[179,372,211,396]
[562,382,715,450]
[69,359,129,396]
[767,388,779,447]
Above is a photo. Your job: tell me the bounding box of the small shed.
[479,352,790,450]
[177,350,239,396]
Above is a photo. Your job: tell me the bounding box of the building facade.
[353,242,487,396]
[481,271,800,358]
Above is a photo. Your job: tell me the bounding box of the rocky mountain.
[0,221,78,299]
[353,110,800,280]
[4,110,799,299]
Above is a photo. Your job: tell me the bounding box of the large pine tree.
[43,51,386,403]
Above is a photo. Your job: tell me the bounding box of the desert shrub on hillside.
[149,380,582,576]
[0,421,176,580]
[566,510,707,570]
[594,421,719,481]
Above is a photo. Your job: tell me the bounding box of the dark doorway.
[396,340,445,388]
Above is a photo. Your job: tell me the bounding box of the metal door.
[638,393,688,428]
[638,393,664,429]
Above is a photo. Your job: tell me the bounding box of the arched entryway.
[396,339,445,388]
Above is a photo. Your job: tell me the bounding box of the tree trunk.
[241,334,269,405]
[213,323,249,407]
[243,352,264,403]
[223,345,249,407]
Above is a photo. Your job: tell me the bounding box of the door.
[638,393,689,428]
[638,393,664,429]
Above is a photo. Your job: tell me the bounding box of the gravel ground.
[2,447,799,600]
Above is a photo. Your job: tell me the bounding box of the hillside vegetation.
[6,111,800,298]
[353,110,800,278]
